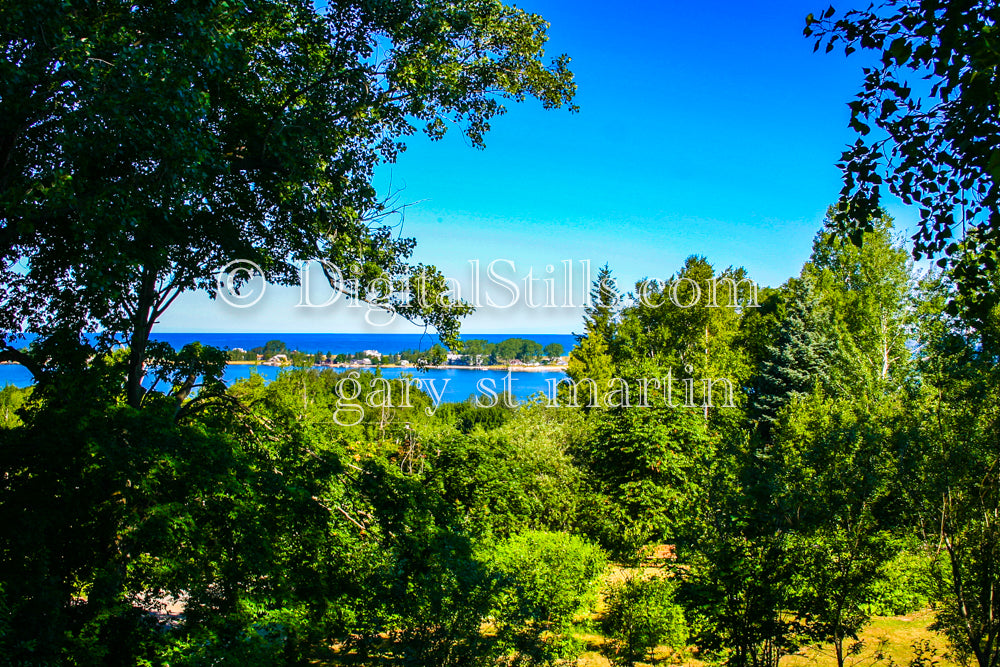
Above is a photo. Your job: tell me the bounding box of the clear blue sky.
[160,0,918,335]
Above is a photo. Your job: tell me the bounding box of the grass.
[570,608,955,667]
[783,611,955,667]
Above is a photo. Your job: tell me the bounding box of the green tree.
[752,276,836,424]
[0,385,30,429]
[806,0,1000,318]
[902,273,1000,667]
[579,263,620,346]
[564,332,614,408]
[601,574,688,667]
[768,393,899,667]
[487,530,607,666]
[543,342,564,363]
[754,209,912,424]
[494,338,543,363]
[0,0,575,405]
[426,343,449,366]
[461,339,496,366]
[808,210,913,395]
[566,266,620,408]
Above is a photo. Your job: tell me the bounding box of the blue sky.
[160,0,918,335]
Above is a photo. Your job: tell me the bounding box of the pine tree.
[753,276,836,423]
[566,265,620,407]
[576,264,620,345]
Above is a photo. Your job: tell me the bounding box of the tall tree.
[566,266,620,408]
[578,263,620,346]
[808,209,913,395]
[0,0,575,405]
[904,273,1000,667]
[754,209,913,423]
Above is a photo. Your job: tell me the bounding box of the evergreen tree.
[566,266,620,408]
[576,264,621,345]
[752,275,836,423]
[565,329,614,408]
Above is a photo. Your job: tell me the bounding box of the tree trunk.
[126,268,157,408]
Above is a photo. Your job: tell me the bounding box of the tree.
[753,209,913,423]
[461,339,496,366]
[808,210,913,395]
[543,342,564,363]
[752,275,836,424]
[494,337,543,363]
[0,385,30,429]
[488,530,607,665]
[806,0,1000,319]
[0,0,576,405]
[565,332,614,408]
[577,264,620,346]
[426,343,448,366]
[768,393,899,667]
[601,574,688,667]
[566,266,620,408]
[903,273,1000,667]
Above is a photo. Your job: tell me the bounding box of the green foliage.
[679,530,800,667]
[566,265,620,408]
[565,331,614,408]
[601,574,688,667]
[422,409,590,538]
[903,273,1000,667]
[1,0,578,401]
[868,543,934,617]
[437,398,516,433]
[579,264,621,346]
[495,338,544,363]
[586,399,714,551]
[487,530,607,665]
[807,0,1000,320]
[0,384,30,429]
[752,276,836,423]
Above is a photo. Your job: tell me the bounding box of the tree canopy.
[806,0,1000,319]
[0,0,576,404]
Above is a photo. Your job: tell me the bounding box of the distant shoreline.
[1,360,568,373]
[227,361,568,373]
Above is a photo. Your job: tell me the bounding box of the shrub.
[601,574,687,667]
[867,545,934,616]
[487,530,607,665]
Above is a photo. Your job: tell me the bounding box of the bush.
[867,544,934,616]
[601,574,687,667]
[487,530,607,665]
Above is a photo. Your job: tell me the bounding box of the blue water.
[0,363,566,404]
[225,365,566,403]
[0,331,574,403]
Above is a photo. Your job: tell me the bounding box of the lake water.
[0,363,568,404]
[1,332,575,402]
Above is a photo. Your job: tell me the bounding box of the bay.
[224,364,567,404]
[1,333,574,402]
[0,363,566,403]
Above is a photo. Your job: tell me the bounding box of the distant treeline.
[227,337,566,365]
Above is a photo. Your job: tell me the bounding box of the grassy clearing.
[783,611,955,667]
[314,609,953,667]
[571,608,955,667]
